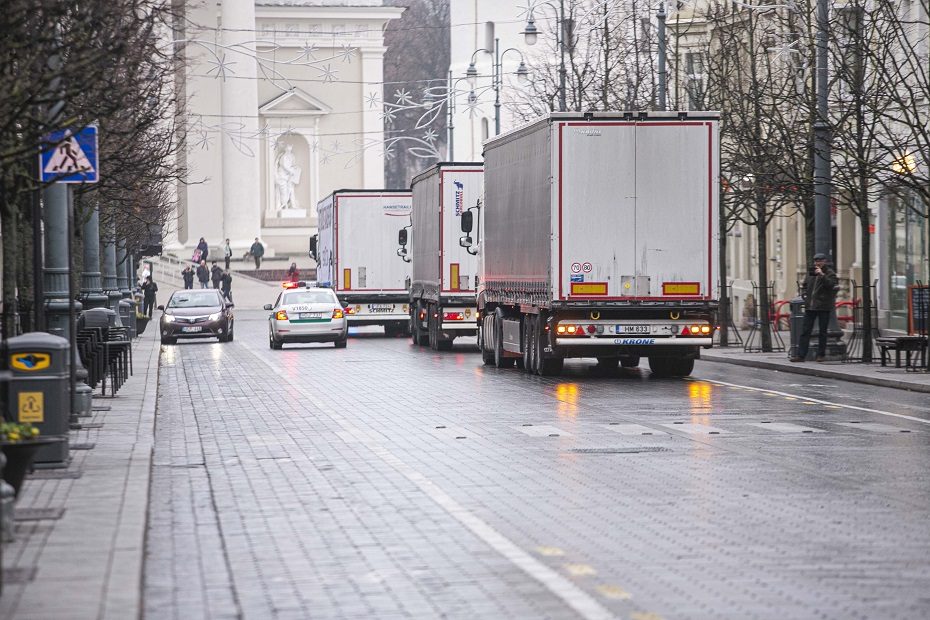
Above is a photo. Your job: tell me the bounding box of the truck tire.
[480,315,495,365]
[493,310,515,368]
[648,356,694,378]
[620,356,641,368]
[437,338,454,352]
[534,316,563,376]
[412,306,427,346]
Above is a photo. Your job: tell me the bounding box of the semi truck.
[315,189,413,336]
[460,111,720,377]
[398,163,483,350]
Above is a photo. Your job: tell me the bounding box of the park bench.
[875,336,928,369]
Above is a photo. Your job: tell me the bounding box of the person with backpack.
[249,237,265,270]
[196,260,210,289]
[181,265,195,289]
[211,261,224,289]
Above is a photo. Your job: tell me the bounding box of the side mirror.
[398,228,408,246]
[263,304,273,311]
[459,235,473,249]
[461,211,473,233]
[157,305,165,311]
[397,247,408,259]
[308,235,318,259]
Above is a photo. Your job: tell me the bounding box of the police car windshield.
[283,291,336,305]
[168,291,222,308]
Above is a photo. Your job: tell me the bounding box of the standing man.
[249,237,265,270]
[211,261,223,289]
[181,265,195,290]
[141,276,159,317]
[221,270,233,303]
[223,238,233,271]
[791,253,839,363]
[196,260,210,289]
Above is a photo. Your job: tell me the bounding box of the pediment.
[259,89,331,117]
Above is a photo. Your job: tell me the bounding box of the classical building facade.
[170,0,403,257]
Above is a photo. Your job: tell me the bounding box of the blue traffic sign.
[40,126,98,183]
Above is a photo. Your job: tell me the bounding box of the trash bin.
[118,299,136,339]
[1,333,70,466]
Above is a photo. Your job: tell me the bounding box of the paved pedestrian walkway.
[701,345,930,393]
[0,323,160,619]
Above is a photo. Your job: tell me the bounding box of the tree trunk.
[1,202,20,339]
[858,210,872,363]
[756,204,772,352]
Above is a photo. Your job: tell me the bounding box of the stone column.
[220,0,262,249]
[42,184,82,339]
[79,204,108,309]
[101,220,122,315]
[116,241,130,298]
[360,48,386,188]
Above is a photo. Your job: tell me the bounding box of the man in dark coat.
[196,260,210,289]
[249,237,265,270]
[196,237,209,263]
[181,265,195,290]
[210,261,223,289]
[221,271,233,303]
[791,253,839,362]
[141,276,159,317]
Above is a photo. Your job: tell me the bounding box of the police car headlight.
[208,312,221,321]
[164,314,176,323]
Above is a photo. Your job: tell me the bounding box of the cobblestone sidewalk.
[0,326,160,620]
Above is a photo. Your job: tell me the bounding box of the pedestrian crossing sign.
[40,126,98,183]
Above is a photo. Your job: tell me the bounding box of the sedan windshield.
[168,292,222,308]
[283,291,337,305]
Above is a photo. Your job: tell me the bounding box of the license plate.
[299,312,323,320]
[616,325,650,334]
[181,326,203,333]
[369,305,393,313]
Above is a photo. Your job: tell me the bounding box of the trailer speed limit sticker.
[570,262,582,274]
[582,262,593,273]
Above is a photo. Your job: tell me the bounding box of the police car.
[265,282,348,349]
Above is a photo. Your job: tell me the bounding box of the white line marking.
[603,424,668,436]
[834,422,919,434]
[746,422,825,433]
[701,378,930,426]
[240,342,615,620]
[515,425,571,437]
[660,423,731,435]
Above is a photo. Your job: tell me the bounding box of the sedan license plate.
[299,312,323,320]
[369,305,393,313]
[181,326,203,333]
[615,325,650,335]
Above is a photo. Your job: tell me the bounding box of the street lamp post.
[657,2,667,111]
[523,1,568,112]
[465,39,529,136]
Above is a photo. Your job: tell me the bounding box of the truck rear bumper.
[555,337,712,347]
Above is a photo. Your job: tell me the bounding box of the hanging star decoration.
[394,88,413,105]
[365,91,381,109]
[339,45,356,63]
[205,53,236,81]
[381,107,397,125]
[299,41,318,61]
[422,128,438,144]
[319,64,338,83]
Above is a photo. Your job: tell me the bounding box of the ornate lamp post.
[465,39,529,136]
[522,1,567,112]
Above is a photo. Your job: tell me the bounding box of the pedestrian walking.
[211,261,223,289]
[141,276,159,317]
[194,237,209,264]
[223,238,233,271]
[791,253,839,363]
[249,237,265,270]
[196,260,210,289]
[181,265,195,290]
[287,262,300,282]
[221,270,233,303]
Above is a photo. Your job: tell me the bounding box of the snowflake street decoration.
[381,107,397,125]
[339,45,356,63]
[318,64,338,83]
[422,128,438,144]
[299,42,318,61]
[205,53,236,80]
[365,91,381,109]
[394,88,413,105]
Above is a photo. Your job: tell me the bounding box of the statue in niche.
[274,141,302,213]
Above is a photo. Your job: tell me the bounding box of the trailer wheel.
[412,305,427,346]
[428,305,438,350]
[437,339,454,352]
[493,310,515,368]
[535,316,563,376]
[480,315,495,365]
[648,356,694,378]
[522,315,533,373]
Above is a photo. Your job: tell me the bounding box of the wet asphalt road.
[144,310,930,620]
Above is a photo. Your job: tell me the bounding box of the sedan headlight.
[208,312,221,321]
[164,314,176,323]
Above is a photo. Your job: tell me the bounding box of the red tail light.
[345,306,357,315]
[275,310,289,321]
[332,308,344,319]
[586,325,596,334]
[444,312,465,321]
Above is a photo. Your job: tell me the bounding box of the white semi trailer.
[399,163,483,350]
[461,111,720,377]
[315,189,413,336]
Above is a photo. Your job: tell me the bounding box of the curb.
[699,353,930,394]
